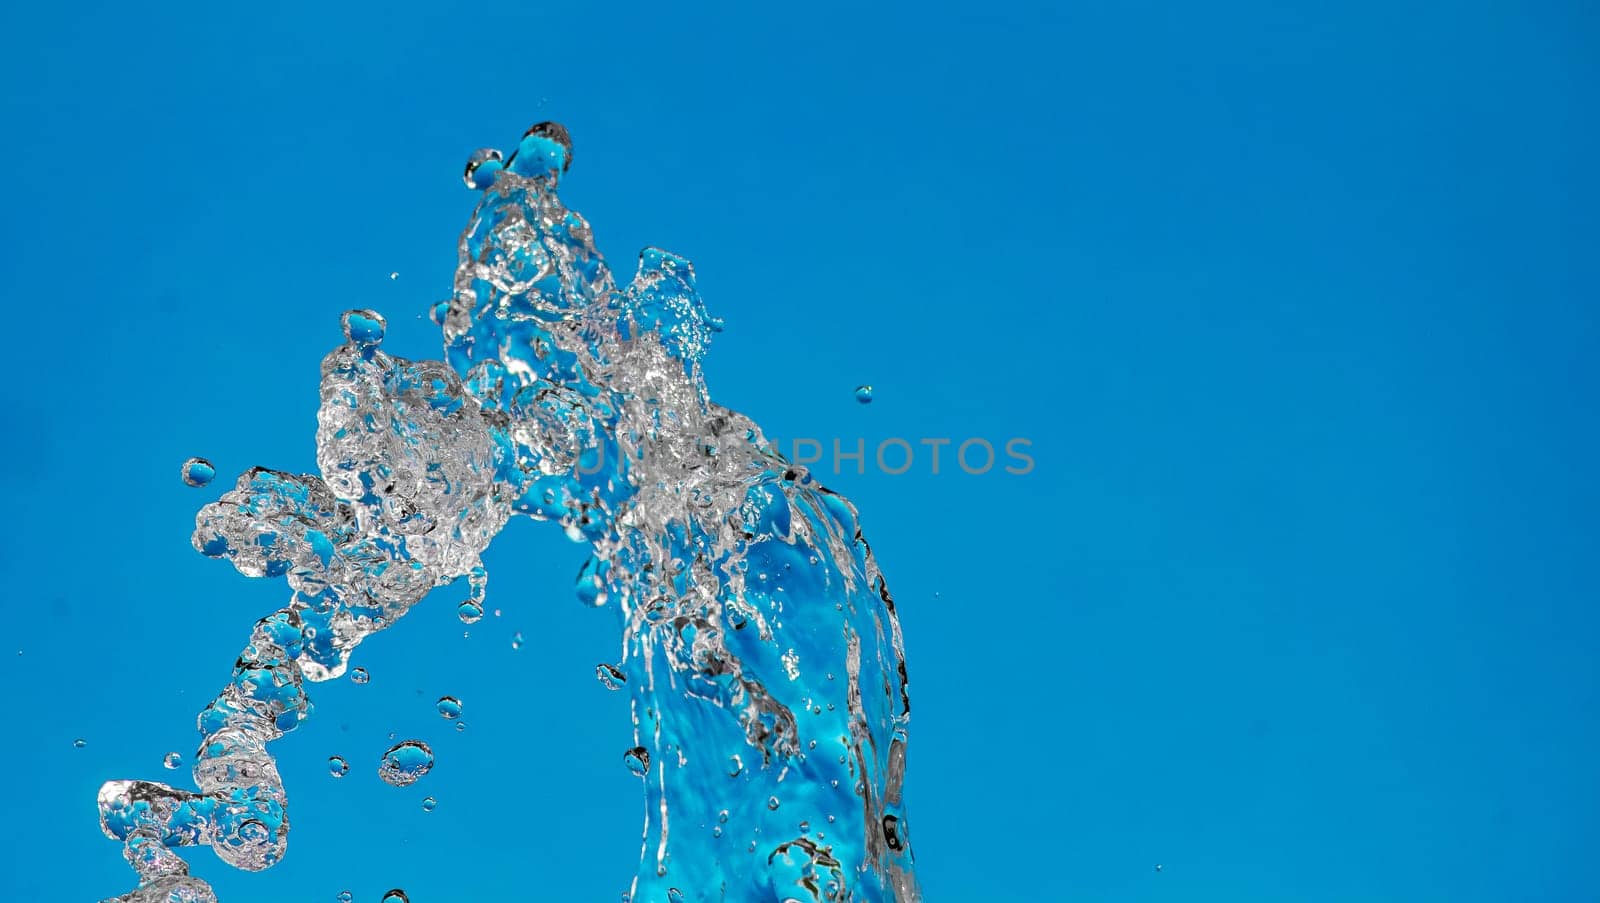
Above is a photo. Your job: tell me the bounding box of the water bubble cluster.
[92,121,918,903]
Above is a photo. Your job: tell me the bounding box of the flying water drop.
[596,663,625,690]
[328,756,349,778]
[624,746,650,778]
[378,740,434,787]
[181,457,216,487]
[457,600,484,624]
[73,738,85,749]
[855,384,874,404]
[163,751,182,770]
[381,891,410,903]
[510,631,524,650]
[463,147,504,190]
[421,796,437,812]
[436,696,463,719]
[350,668,370,685]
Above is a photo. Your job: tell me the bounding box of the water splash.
[95,121,918,902]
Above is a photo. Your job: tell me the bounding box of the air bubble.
[378,740,434,787]
[328,756,349,778]
[457,600,484,624]
[180,457,216,487]
[436,695,463,719]
[854,384,874,404]
[337,893,352,903]
[421,796,437,812]
[350,668,370,685]
[163,751,182,770]
[767,796,780,810]
[463,147,504,189]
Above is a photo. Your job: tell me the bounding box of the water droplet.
[421,796,437,812]
[708,315,726,333]
[882,814,904,850]
[711,825,722,838]
[667,890,684,903]
[180,457,216,487]
[624,746,650,777]
[1156,863,1164,873]
[436,695,463,719]
[596,663,626,690]
[389,271,399,280]
[507,121,573,178]
[575,572,607,607]
[511,631,524,650]
[350,668,370,685]
[457,600,484,624]
[381,890,410,903]
[328,756,349,778]
[463,147,504,189]
[854,384,874,404]
[341,309,387,349]
[726,754,743,777]
[454,721,467,733]
[799,820,810,833]
[337,893,353,903]
[767,796,780,810]
[163,751,182,770]
[73,738,85,749]
[378,740,435,787]
[717,809,728,823]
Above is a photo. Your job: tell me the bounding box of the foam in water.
[95,122,919,902]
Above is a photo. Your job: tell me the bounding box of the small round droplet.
[337,893,353,903]
[350,668,370,685]
[163,751,182,770]
[624,746,650,777]
[511,631,524,650]
[767,796,780,810]
[799,820,810,833]
[667,890,684,903]
[421,796,437,812]
[463,147,504,190]
[454,721,467,733]
[73,738,86,749]
[341,309,387,348]
[389,271,399,280]
[381,891,410,903]
[854,384,874,404]
[596,663,626,691]
[378,740,435,787]
[328,756,349,778]
[436,695,463,720]
[457,600,484,624]
[180,457,216,487]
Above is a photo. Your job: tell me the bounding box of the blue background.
[1,2,1595,901]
